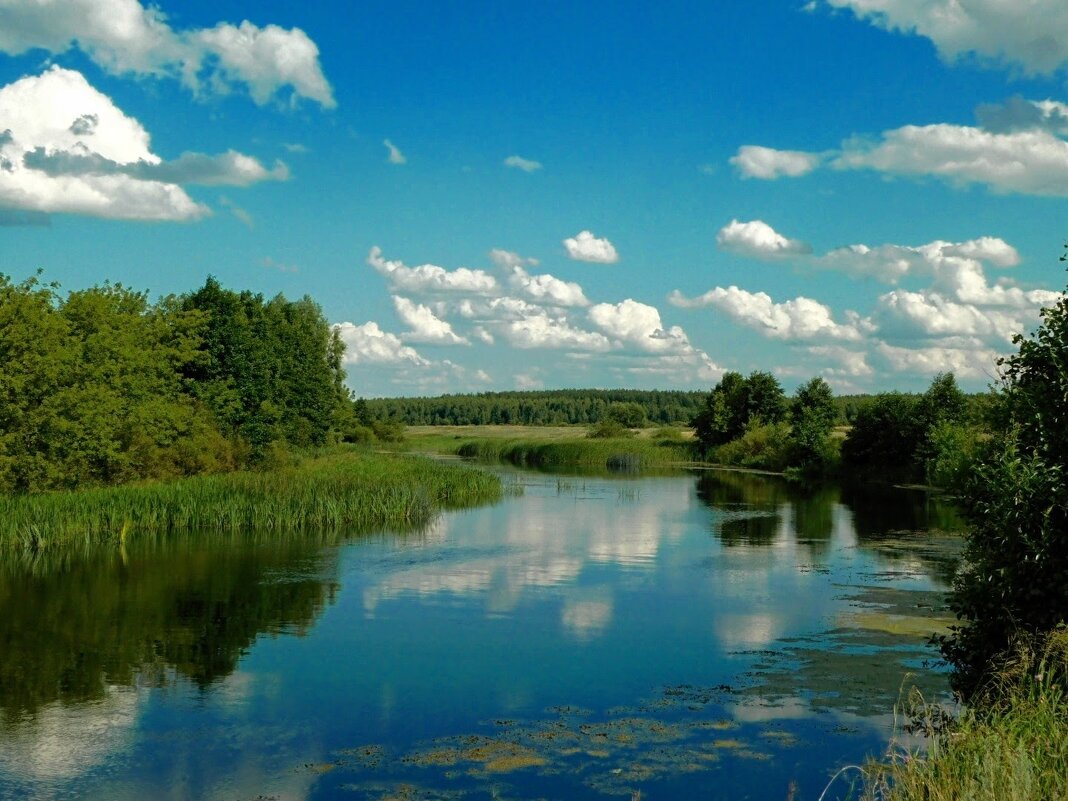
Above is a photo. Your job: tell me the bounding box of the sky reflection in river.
[0,469,962,801]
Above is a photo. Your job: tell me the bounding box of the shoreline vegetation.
[0,448,504,552]
[4,270,1067,799]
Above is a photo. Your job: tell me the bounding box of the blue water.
[0,468,962,801]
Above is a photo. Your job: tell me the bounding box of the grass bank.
[0,449,504,551]
[861,629,1068,801]
[453,436,694,470]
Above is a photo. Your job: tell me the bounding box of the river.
[0,467,964,801]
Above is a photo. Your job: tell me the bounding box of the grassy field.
[404,425,697,470]
[0,448,503,551]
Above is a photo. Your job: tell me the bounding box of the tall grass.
[0,450,503,551]
[453,437,694,470]
[861,628,1068,801]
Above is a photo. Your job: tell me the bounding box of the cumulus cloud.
[873,289,1029,344]
[498,308,611,351]
[716,219,812,260]
[0,0,335,107]
[824,0,1068,76]
[334,321,429,366]
[392,296,469,345]
[504,155,542,172]
[669,286,866,342]
[383,139,406,165]
[488,248,539,269]
[817,236,1019,283]
[729,145,822,179]
[0,66,208,220]
[367,246,498,294]
[508,265,590,307]
[876,341,1001,379]
[832,123,1068,196]
[563,230,619,263]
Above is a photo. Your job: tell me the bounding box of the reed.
[860,628,1068,801]
[0,450,503,551]
[453,437,694,470]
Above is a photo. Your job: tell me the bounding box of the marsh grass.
[0,449,503,551]
[452,437,694,470]
[861,628,1068,801]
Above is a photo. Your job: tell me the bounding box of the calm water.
[0,468,964,801]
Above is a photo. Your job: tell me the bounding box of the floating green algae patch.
[320,685,790,799]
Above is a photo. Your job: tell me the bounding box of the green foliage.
[454,437,691,470]
[712,421,793,471]
[941,279,1068,698]
[604,401,647,428]
[371,419,407,443]
[0,449,503,550]
[181,277,348,455]
[842,373,968,483]
[587,419,634,439]
[692,370,786,452]
[788,376,837,474]
[0,273,353,494]
[364,389,706,426]
[863,630,1068,801]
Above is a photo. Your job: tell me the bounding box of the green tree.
[789,376,836,472]
[745,370,787,426]
[941,283,1068,698]
[605,401,646,428]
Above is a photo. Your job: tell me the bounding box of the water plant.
[0,450,503,550]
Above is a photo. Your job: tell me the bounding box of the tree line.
[364,389,710,426]
[0,273,361,493]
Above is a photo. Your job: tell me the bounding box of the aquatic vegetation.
[863,630,1068,801]
[0,450,503,550]
[452,437,694,470]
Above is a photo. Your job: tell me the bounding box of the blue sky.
[3,1,1068,397]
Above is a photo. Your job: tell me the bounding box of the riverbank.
[862,629,1068,801]
[0,448,504,551]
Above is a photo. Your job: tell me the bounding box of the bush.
[371,420,406,443]
[713,421,792,471]
[587,420,633,439]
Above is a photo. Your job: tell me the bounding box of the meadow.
[404,424,697,470]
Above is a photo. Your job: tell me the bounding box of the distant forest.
[365,389,884,427]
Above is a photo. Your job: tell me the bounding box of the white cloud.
[563,230,619,263]
[499,308,612,352]
[817,236,1019,283]
[669,286,865,342]
[0,66,207,220]
[716,219,812,260]
[515,372,544,390]
[806,345,874,377]
[334,321,429,366]
[825,0,1068,76]
[589,299,688,353]
[873,289,1028,344]
[488,248,539,269]
[0,0,335,107]
[367,246,498,293]
[508,266,590,307]
[730,145,822,179]
[504,154,542,172]
[833,123,1068,196]
[392,296,468,345]
[383,139,406,165]
[876,341,1000,379]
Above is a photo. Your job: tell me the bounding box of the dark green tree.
[941,283,1068,698]
[789,376,836,472]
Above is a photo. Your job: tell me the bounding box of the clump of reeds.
[0,451,503,551]
[860,627,1068,801]
[454,437,693,470]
